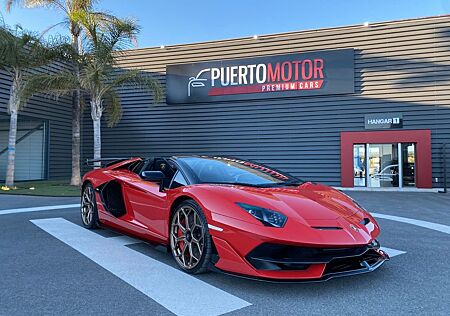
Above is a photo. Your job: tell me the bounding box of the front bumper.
[211,235,389,281]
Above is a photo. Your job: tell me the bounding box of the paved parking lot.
[1,192,449,315]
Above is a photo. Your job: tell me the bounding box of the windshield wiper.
[204,180,304,188]
[273,180,305,187]
[207,182,262,187]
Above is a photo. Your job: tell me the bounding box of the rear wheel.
[170,200,212,274]
[81,183,99,229]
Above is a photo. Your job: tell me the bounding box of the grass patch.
[0,180,80,197]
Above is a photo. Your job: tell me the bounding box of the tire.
[80,183,99,229]
[170,200,213,274]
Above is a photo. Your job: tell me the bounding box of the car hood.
[188,182,379,246]
[203,182,361,221]
[186,182,378,245]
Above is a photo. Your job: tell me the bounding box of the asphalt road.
[1,192,449,315]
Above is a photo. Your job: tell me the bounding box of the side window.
[130,161,144,174]
[171,171,188,189]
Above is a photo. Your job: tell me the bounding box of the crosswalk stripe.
[380,247,406,258]
[372,212,450,235]
[31,218,251,316]
[0,204,80,215]
[106,235,141,246]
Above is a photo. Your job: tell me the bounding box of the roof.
[123,14,450,52]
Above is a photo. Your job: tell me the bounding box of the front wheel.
[80,183,99,229]
[170,200,213,274]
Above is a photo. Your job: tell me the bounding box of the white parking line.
[107,235,141,246]
[372,212,450,235]
[380,247,406,258]
[0,204,80,216]
[31,218,251,316]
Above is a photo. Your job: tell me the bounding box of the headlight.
[236,203,287,228]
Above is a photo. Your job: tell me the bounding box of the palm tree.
[25,15,162,167]
[0,23,69,187]
[6,0,122,186]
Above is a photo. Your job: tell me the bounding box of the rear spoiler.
[86,157,133,168]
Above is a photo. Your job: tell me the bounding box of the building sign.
[365,113,403,129]
[166,49,354,104]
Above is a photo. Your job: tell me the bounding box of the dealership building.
[1,15,449,190]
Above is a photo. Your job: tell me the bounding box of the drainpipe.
[439,143,447,193]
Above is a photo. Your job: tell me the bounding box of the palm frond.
[38,20,68,40]
[6,0,67,13]
[5,0,16,12]
[103,89,122,127]
[0,26,39,70]
[21,71,79,102]
[112,70,163,103]
[0,23,73,72]
[76,12,140,53]
[144,76,163,103]
[29,0,68,13]
[106,17,140,50]
[5,0,25,12]
[89,11,120,25]
[71,10,99,46]
[0,25,19,70]
[68,0,95,12]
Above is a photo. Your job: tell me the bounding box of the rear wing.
[86,157,133,168]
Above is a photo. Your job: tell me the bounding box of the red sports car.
[81,156,389,281]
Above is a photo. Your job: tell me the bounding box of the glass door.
[367,143,399,188]
[353,144,366,187]
[352,142,417,188]
[401,143,416,187]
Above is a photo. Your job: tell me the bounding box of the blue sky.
[1,0,449,48]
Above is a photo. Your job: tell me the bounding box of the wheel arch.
[82,179,92,191]
[168,194,219,268]
[169,192,217,219]
[170,195,197,219]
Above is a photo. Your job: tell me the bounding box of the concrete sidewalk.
[347,191,450,225]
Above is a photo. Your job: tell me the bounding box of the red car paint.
[82,157,386,281]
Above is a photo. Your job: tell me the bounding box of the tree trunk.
[5,78,20,187]
[5,111,18,187]
[70,33,82,186]
[70,82,81,185]
[91,99,103,169]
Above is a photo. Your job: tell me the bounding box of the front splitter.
[210,255,389,284]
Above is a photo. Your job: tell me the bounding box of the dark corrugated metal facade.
[0,62,73,180]
[4,16,447,188]
[81,16,449,188]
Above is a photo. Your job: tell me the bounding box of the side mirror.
[140,171,165,182]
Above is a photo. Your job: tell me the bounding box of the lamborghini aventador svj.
[81,156,389,281]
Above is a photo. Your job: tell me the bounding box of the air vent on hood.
[311,226,343,230]
[360,218,371,226]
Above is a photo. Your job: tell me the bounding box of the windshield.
[177,156,302,187]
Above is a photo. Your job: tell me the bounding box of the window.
[0,117,48,181]
[177,156,300,186]
[353,144,366,187]
[352,142,416,188]
[129,160,144,174]
[170,171,188,189]
[367,144,399,188]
